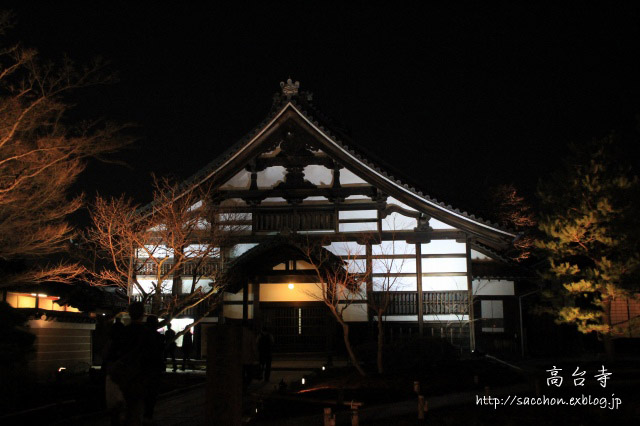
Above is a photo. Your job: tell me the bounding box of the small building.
[134,80,524,356]
[2,282,126,379]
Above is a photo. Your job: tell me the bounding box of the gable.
[160,98,514,249]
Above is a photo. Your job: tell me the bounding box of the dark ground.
[3,352,639,425]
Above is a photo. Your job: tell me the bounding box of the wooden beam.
[220,186,376,202]
[466,237,476,352]
[193,229,467,245]
[257,274,321,283]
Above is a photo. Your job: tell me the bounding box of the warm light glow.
[30,293,37,297]
[288,283,294,290]
[301,378,305,385]
[322,366,325,371]
[58,367,66,372]
[37,294,47,298]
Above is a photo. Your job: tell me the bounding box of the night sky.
[7,2,640,220]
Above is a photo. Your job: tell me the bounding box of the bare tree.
[301,238,369,377]
[367,233,408,374]
[0,11,130,286]
[86,177,245,327]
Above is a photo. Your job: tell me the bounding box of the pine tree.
[536,135,640,358]
[491,183,537,262]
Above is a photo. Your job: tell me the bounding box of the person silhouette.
[257,327,274,382]
[181,327,193,371]
[164,323,177,372]
[105,302,155,426]
[143,315,164,423]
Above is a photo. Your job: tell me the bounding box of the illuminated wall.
[6,292,79,312]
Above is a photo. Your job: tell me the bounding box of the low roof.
[221,238,343,293]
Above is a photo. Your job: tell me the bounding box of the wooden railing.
[135,260,219,276]
[131,293,221,318]
[371,291,469,316]
[253,210,336,232]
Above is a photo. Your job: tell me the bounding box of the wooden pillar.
[465,237,476,351]
[242,280,249,326]
[207,325,243,426]
[365,242,373,334]
[416,243,424,336]
[252,278,261,331]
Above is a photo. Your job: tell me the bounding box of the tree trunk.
[602,334,615,362]
[377,311,384,374]
[152,287,162,315]
[601,297,615,362]
[341,322,366,376]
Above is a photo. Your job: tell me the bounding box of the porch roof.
[221,237,342,293]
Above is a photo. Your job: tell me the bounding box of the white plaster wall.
[257,166,286,188]
[422,240,466,254]
[423,276,468,291]
[339,222,378,232]
[134,278,171,294]
[339,168,368,186]
[386,197,417,211]
[304,165,333,187]
[422,258,467,273]
[230,243,258,258]
[382,213,417,231]
[471,250,492,260]
[224,290,244,302]
[221,170,251,189]
[345,195,370,201]
[180,278,214,294]
[373,258,416,274]
[137,245,171,258]
[259,283,323,302]
[262,197,288,204]
[184,244,214,257]
[187,200,203,211]
[346,258,367,274]
[324,241,366,256]
[223,304,253,320]
[295,260,314,270]
[376,315,417,322]
[372,240,416,255]
[473,279,514,296]
[424,314,469,322]
[373,276,417,291]
[339,210,377,220]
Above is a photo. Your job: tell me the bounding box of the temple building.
[134,80,527,356]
